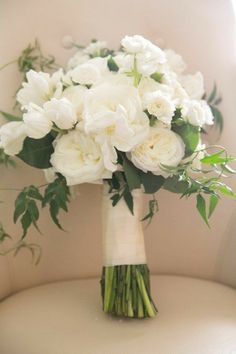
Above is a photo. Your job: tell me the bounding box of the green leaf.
[210,105,224,133]
[21,210,32,238]
[107,56,119,72]
[123,190,134,214]
[208,194,219,218]
[196,194,210,227]
[14,192,26,223]
[201,150,225,164]
[42,175,70,230]
[163,175,189,194]
[140,171,165,194]
[0,111,22,122]
[17,133,54,169]
[207,83,217,104]
[150,72,164,83]
[173,123,200,157]
[123,157,141,191]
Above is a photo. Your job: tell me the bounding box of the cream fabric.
[102,186,146,266]
[0,275,236,354]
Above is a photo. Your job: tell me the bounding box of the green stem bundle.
[100,264,157,318]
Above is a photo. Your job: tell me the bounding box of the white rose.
[131,126,185,176]
[50,129,111,185]
[84,40,108,55]
[83,80,150,170]
[17,69,63,108]
[71,57,108,85]
[165,49,186,74]
[179,72,204,100]
[62,85,88,119]
[44,98,77,130]
[23,103,53,139]
[144,91,175,125]
[182,99,214,127]
[0,121,27,156]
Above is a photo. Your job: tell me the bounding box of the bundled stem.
[100,264,157,318]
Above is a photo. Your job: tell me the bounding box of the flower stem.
[100,264,157,318]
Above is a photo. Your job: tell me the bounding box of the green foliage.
[206,84,224,134]
[173,123,200,157]
[163,175,189,194]
[17,39,57,79]
[196,194,210,227]
[0,224,11,242]
[17,133,55,169]
[140,172,165,194]
[14,186,43,238]
[141,197,158,226]
[150,72,164,83]
[0,149,16,167]
[107,56,119,72]
[122,156,141,191]
[125,56,142,87]
[42,175,70,229]
[0,111,22,122]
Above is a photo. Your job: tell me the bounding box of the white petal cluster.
[0,35,215,185]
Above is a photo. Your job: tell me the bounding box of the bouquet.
[0,35,235,319]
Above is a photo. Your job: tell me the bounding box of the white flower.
[23,103,53,139]
[84,40,107,55]
[182,99,214,127]
[143,91,175,125]
[179,72,204,100]
[83,79,150,171]
[71,57,108,85]
[44,98,77,130]
[50,129,111,185]
[121,35,166,76]
[131,126,185,176]
[62,85,88,119]
[17,69,63,107]
[0,121,27,156]
[67,50,89,70]
[165,49,186,74]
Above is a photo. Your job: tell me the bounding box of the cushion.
[0,275,236,354]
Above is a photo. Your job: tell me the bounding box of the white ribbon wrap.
[102,185,147,266]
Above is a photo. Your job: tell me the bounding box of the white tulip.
[44,98,77,130]
[62,85,88,119]
[83,80,150,170]
[17,69,63,108]
[23,103,53,139]
[50,129,112,185]
[0,121,27,156]
[131,126,185,176]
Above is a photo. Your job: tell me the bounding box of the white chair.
[0,0,236,353]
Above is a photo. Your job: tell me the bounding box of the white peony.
[44,98,77,130]
[179,72,204,100]
[143,91,175,125]
[165,49,186,74]
[131,126,185,176]
[0,121,27,156]
[17,69,63,108]
[83,79,150,171]
[50,129,112,185]
[23,103,53,139]
[182,99,214,127]
[62,85,88,119]
[71,57,108,85]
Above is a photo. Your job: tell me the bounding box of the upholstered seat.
[0,275,236,354]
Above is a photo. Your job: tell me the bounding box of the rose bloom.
[143,91,175,125]
[0,121,27,156]
[131,126,185,176]
[50,129,112,185]
[182,99,214,127]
